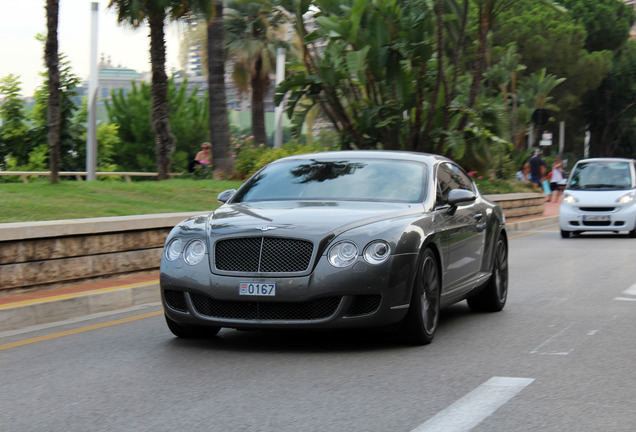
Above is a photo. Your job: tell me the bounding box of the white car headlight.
[184,239,207,265]
[165,238,183,261]
[363,241,391,265]
[617,192,635,204]
[328,241,358,268]
[562,193,578,204]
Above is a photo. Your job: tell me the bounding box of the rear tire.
[402,249,441,345]
[467,236,508,312]
[165,314,221,339]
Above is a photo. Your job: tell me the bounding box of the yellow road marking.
[0,310,163,351]
[510,226,557,239]
[0,280,159,309]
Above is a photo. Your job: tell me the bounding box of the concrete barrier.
[484,193,545,219]
[0,212,208,294]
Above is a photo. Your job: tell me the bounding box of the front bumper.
[559,202,636,233]
[160,254,418,330]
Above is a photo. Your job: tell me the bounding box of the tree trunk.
[148,13,174,180]
[207,0,235,179]
[45,0,61,184]
[251,53,267,146]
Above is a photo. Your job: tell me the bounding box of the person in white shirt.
[549,156,564,202]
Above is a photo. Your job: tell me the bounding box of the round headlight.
[184,239,206,265]
[328,241,358,268]
[165,238,183,261]
[364,241,391,265]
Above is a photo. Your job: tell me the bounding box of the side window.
[436,163,474,205]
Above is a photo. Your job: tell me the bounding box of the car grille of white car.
[214,237,314,273]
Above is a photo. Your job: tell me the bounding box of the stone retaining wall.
[484,193,545,219]
[0,212,206,294]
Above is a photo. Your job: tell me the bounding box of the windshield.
[568,161,634,190]
[232,159,428,203]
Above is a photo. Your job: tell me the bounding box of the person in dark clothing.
[528,149,546,187]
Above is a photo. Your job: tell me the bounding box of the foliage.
[560,0,635,52]
[105,76,209,172]
[584,40,636,158]
[232,137,338,179]
[30,53,83,171]
[225,0,292,146]
[276,0,437,151]
[473,177,538,195]
[0,75,29,168]
[107,0,214,179]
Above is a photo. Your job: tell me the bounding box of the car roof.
[272,150,452,165]
[574,157,635,164]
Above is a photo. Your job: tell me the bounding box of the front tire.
[467,236,508,312]
[165,314,221,339]
[560,229,570,239]
[402,249,441,345]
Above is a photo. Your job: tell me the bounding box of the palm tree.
[225,0,289,146]
[45,0,61,183]
[467,0,565,112]
[207,0,235,178]
[108,0,212,180]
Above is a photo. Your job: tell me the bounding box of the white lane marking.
[529,324,573,355]
[624,284,636,296]
[411,377,534,432]
[615,284,636,301]
[614,296,636,302]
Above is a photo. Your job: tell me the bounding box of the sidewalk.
[0,202,560,333]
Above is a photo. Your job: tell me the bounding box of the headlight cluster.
[328,240,391,268]
[165,238,207,265]
[617,192,635,204]
[562,193,578,204]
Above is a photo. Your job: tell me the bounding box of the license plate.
[239,282,276,296]
[583,215,611,222]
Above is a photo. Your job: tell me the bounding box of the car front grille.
[164,290,187,312]
[189,292,341,321]
[579,207,615,212]
[346,295,382,317]
[214,237,314,273]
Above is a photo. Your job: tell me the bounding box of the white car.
[559,158,636,238]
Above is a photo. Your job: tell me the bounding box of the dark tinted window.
[232,159,428,203]
[436,162,474,204]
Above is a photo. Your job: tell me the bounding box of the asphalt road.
[2,226,636,432]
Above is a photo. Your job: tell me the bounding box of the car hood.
[563,189,635,206]
[208,201,422,238]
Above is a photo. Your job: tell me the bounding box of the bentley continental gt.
[160,151,508,345]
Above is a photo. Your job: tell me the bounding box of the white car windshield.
[232,159,428,203]
[568,161,634,191]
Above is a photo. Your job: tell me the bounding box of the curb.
[506,216,559,232]
[0,280,160,332]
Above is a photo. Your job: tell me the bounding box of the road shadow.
[162,302,476,354]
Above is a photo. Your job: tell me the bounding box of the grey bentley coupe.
[160,150,508,345]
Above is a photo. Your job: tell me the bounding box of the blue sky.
[0,0,182,97]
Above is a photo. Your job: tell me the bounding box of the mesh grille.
[347,295,381,317]
[580,207,615,212]
[164,290,188,312]
[190,292,340,321]
[215,237,313,273]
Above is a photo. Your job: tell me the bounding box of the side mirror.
[217,189,236,204]
[447,189,476,207]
